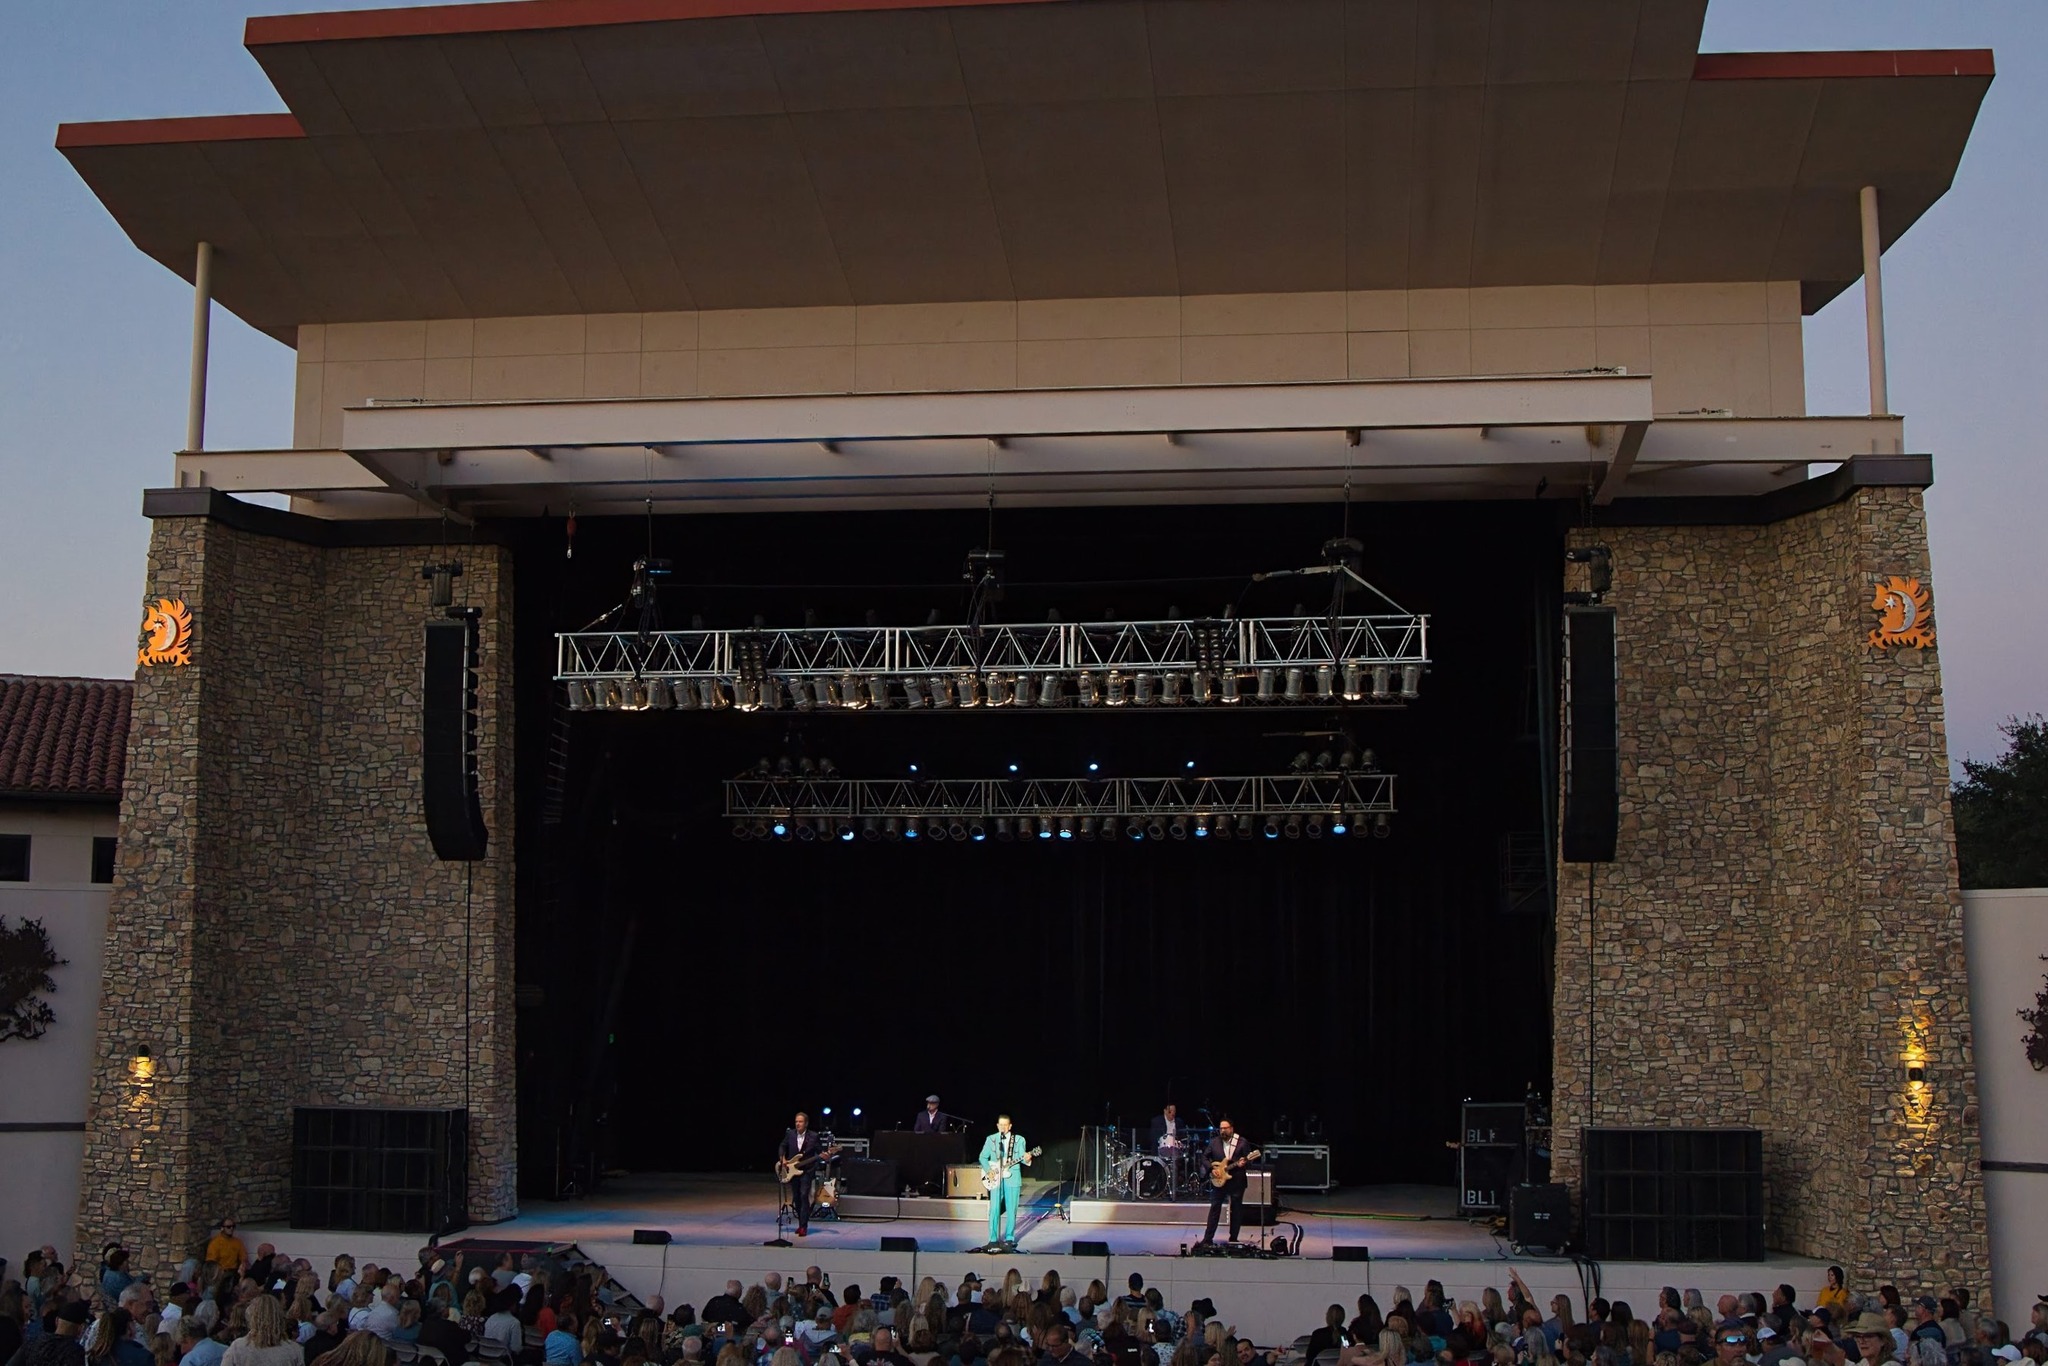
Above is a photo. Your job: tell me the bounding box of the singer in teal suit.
[979,1115,1032,1245]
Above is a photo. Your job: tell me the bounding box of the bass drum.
[1128,1156,1170,1200]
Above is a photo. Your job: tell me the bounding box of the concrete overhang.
[167,374,1905,519]
[55,0,1992,341]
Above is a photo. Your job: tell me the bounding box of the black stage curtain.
[512,501,1560,1192]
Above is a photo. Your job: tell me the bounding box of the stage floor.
[431,1173,1486,1258]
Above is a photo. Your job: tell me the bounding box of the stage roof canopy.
[58,0,1992,343]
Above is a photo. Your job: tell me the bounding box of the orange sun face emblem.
[138,597,193,667]
[1868,576,1934,650]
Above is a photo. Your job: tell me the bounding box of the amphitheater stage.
[245,1174,1833,1342]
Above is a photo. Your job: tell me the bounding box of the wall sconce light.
[130,1045,155,1081]
[1906,1064,1926,1084]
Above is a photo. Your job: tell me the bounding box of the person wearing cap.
[914,1098,946,1135]
[14,1301,90,1366]
[1909,1300,1946,1352]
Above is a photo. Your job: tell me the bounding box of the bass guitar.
[981,1145,1043,1191]
[775,1143,842,1184]
[1208,1147,1262,1188]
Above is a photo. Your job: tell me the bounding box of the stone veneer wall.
[1550,485,1989,1291]
[77,511,516,1276]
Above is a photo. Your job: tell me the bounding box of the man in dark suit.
[777,1112,827,1236]
[1200,1119,1258,1245]
[913,1096,947,1133]
[1147,1104,1185,1156]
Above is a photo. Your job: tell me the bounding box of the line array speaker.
[1561,605,1619,863]
[423,611,488,861]
[1581,1127,1764,1261]
[290,1106,468,1234]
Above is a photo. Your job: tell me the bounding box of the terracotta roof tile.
[0,676,133,801]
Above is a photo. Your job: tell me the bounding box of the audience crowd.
[4,1231,2047,1366]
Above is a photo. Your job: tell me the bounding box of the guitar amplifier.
[945,1164,987,1198]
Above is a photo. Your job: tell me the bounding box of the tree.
[1952,715,2048,889]
[0,916,67,1043]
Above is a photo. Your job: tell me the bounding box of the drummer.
[1148,1104,1185,1155]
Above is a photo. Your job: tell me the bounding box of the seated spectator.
[1816,1276,1849,1322]
[1308,1308,1351,1364]
[87,1312,152,1366]
[222,1299,303,1366]
[482,1292,524,1361]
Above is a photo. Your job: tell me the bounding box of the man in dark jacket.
[8,1301,87,1366]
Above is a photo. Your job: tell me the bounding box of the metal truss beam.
[723,772,1395,819]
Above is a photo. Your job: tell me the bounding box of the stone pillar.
[78,502,517,1277]
[1551,485,1987,1290]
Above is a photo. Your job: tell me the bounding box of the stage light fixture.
[776,756,795,777]
[1077,818,1096,842]
[771,816,790,839]
[1237,814,1254,839]
[1263,816,1280,839]
[868,677,892,709]
[1194,814,1211,839]
[1167,815,1187,840]
[1305,815,1323,839]
[957,672,981,707]
[731,821,751,840]
[1314,750,1334,771]
[967,820,986,842]
[1146,818,1166,841]
[1258,668,1277,702]
[670,679,697,710]
[929,674,955,708]
[986,674,1009,707]
[1400,662,1422,699]
[1285,667,1305,701]
[702,679,731,710]
[995,817,1014,842]
[1372,663,1392,700]
[567,681,593,711]
[1284,815,1302,839]
[904,675,928,709]
[1038,674,1064,707]
[1341,661,1365,702]
[1290,751,1312,773]
[795,821,816,842]
[948,820,968,841]
[1058,815,1075,840]
[821,1106,832,1117]
[1038,817,1054,840]
[789,678,814,711]
[1133,672,1155,706]
[817,677,841,709]
[1101,816,1119,840]
[1330,810,1348,836]
[1127,820,1147,842]
[928,822,949,842]
[1360,748,1378,771]
[1316,663,1336,699]
[863,816,881,841]
[1373,812,1391,838]
[1338,748,1356,770]
[1078,671,1101,706]
[838,820,856,842]
[904,816,922,840]
[1105,671,1127,706]
[1190,669,1214,704]
[884,817,902,842]
[840,672,867,709]
[1161,671,1183,704]
[1221,670,1242,704]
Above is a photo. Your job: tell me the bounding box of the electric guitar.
[1208,1147,1262,1188]
[775,1143,841,1184]
[981,1145,1043,1191]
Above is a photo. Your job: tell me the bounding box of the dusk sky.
[1,1,2041,772]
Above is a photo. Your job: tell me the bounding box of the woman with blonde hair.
[224,1295,305,1366]
[327,1259,357,1301]
[770,1348,803,1366]
[308,1331,393,1366]
[1379,1328,1410,1366]
[88,1311,152,1366]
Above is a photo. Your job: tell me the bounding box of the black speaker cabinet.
[1510,1183,1572,1250]
[1562,605,1619,862]
[423,614,488,861]
[840,1156,899,1196]
[1459,1102,1526,1214]
[291,1106,468,1234]
[1581,1128,1764,1261]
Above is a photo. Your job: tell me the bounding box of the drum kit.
[1101,1125,1213,1200]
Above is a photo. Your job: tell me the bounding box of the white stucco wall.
[0,803,115,1263]
[1962,888,2048,1321]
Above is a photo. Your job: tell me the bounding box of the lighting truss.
[724,771,1395,821]
[559,614,1429,711]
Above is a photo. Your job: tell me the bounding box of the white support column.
[186,240,213,453]
[1860,186,1888,417]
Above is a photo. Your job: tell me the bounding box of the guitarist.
[777,1111,826,1237]
[978,1115,1035,1249]
[1200,1118,1259,1245]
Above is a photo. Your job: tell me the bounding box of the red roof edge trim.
[246,0,1072,46]
[1694,50,1995,81]
[56,113,306,151]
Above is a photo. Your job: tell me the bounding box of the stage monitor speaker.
[1332,1246,1371,1263]
[1581,1128,1764,1261]
[944,1164,986,1199]
[1459,1102,1527,1215]
[841,1157,898,1197]
[1072,1241,1111,1258]
[291,1106,468,1234]
[879,1236,919,1252]
[1509,1183,1571,1250]
[632,1229,672,1245]
[1561,605,1619,863]
[423,613,488,861]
